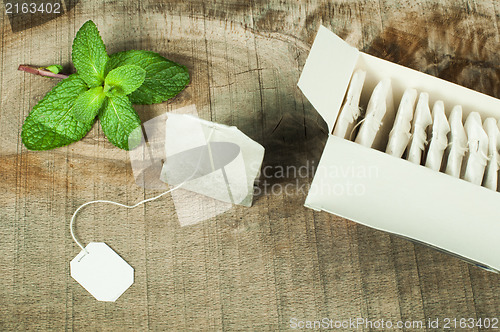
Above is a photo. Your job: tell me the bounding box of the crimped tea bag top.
[425,101,450,171]
[385,88,417,158]
[482,118,500,190]
[333,69,366,139]
[444,106,468,178]
[462,112,489,185]
[406,92,432,165]
[354,78,394,150]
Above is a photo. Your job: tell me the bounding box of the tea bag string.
[447,140,468,156]
[349,116,366,141]
[69,183,185,255]
[466,139,490,166]
[349,112,383,141]
[70,126,217,255]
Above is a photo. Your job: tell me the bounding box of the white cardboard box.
[298,25,500,273]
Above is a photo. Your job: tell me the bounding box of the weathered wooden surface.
[1,0,500,330]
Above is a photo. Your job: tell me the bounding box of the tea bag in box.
[425,101,450,171]
[406,92,432,165]
[385,88,417,157]
[444,106,468,178]
[355,78,395,150]
[482,118,500,190]
[462,112,489,185]
[333,69,366,139]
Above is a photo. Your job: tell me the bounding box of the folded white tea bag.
[482,118,500,190]
[333,69,366,139]
[160,113,265,225]
[462,112,489,185]
[355,78,395,150]
[425,101,450,171]
[385,88,417,157]
[444,106,468,177]
[406,92,432,165]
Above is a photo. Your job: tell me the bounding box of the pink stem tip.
[18,65,69,79]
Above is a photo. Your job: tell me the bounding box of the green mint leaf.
[21,74,95,150]
[45,65,63,74]
[72,86,106,123]
[72,20,109,88]
[99,94,142,150]
[106,50,189,104]
[104,65,146,97]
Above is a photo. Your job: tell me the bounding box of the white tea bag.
[482,118,500,190]
[333,69,367,139]
[385,88,417,157]
[355,78,395,150]
[444,106,468,177]
[160,113,265,226]
[462,112,489,185]
[425,101,450,171]
[406,92,432,165]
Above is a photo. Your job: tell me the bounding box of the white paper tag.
[70,242,134,302]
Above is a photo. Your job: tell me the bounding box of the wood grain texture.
[1,0,500,330]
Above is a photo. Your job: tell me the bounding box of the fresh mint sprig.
[21,20,190,151]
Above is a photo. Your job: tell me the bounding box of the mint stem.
[18,65,69,79]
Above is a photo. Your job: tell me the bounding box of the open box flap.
[297,25,360,133]
[306,136,500,272]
